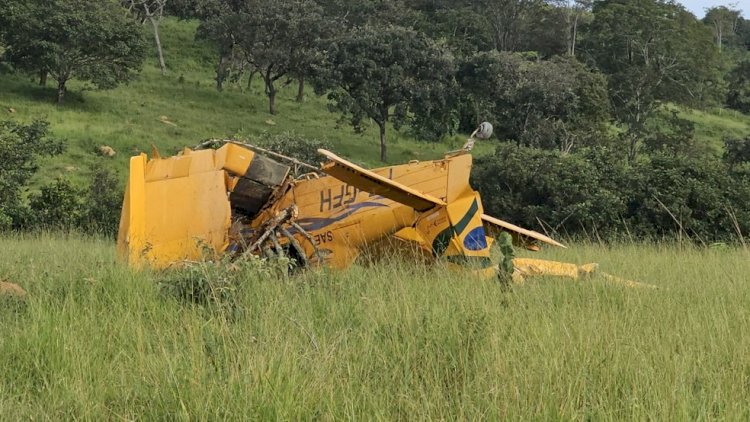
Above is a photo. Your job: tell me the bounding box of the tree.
[319,26,457,161]
[405,0,494,54]
[200,0,328,114]
[479,0,541,52]
[558,0,593,56]
[457,52,611,152]
[582,0,720,161]
[0,0,147,104]
[123,0,169,75]
[727,59,750,113]
[723,134,750,170]
[703,5,741,52]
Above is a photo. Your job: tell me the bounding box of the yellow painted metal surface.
[318,149,445,212]
[482,214,567,248]
[117,150,232,268]
[214,143,255,176]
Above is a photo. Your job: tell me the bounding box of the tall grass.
[2,234,750,419]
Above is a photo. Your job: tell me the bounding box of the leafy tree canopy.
[582,0,721,161]
[199,0,330,114]
[0,0,147,104]
[458,51,611,152]
[318,25,457,161]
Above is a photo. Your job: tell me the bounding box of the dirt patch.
[0,281,27,299]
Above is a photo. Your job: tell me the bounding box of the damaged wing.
[481,214,566,249]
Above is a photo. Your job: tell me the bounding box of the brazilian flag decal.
[431,199,482,256]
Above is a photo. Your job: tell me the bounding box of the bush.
[473,143,750,242]
[0,119,64,229]
[25,167,123,236]
[81,166,123,236]
[158,254,289,316]
[723,134,750,170]
[28,177,84,230]
[473,144,627,238]
[727,60,750,114]
[254,132,331,166]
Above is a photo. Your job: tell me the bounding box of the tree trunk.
[39,70,47,86]
[296,77,305,102]
[570,13,579,56]
[150,17,167,75]
[378,122,387,162]
[216,53,230,91]
[266,79,277,115]
[56,78,67,104]
[247,70,256,90]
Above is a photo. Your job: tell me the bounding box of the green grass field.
[2,234,750,419]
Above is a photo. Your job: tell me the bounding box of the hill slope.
[0,19,481,187]
[0,18,748,186]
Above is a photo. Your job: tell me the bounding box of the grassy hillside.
[3,234,750,419]
[1,18,749,187]
[0,18,487,188]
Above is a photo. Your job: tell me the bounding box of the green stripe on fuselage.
[453,199,478,236]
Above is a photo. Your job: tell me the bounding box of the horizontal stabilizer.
[482,214,566,248]
[318,149,446,212]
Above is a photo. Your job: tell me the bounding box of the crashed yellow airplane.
[117,130,646,286]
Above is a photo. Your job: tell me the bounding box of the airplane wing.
[318,149,446,212]
[482,214,566,248]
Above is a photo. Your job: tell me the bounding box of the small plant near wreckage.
[157,250,290,316]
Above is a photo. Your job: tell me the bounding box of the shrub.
[0,119,64,229]
[158,254,288,316]
[28,177,84,230]
[473,143,750,242]
[81,166,123,236]
[25,167,123,235]
[727,60,750,114]
[255,132,332,167]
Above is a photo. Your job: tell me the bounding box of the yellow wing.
[482,214,566,249]
[318,149,446,212]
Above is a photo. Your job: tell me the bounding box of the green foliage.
[82,166,124,236]
[703,6,745,52]
[0,0,147,103]
[254,132,332,168]
[723,134,750,170]
[159,254,287,316]
[0,120,64,229]
[727,59,750,113]
[642,111,702,158]
[28,178,85,230]
[496,231,515,276]
[458,52,611,151]
[199,0,329,114]
[23,168,122,235]
[473,144,627,238]
[583,0,722,161]
[319,25,458,161]
[474,142,750,242]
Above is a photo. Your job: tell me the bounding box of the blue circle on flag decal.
[463,227,488,251]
